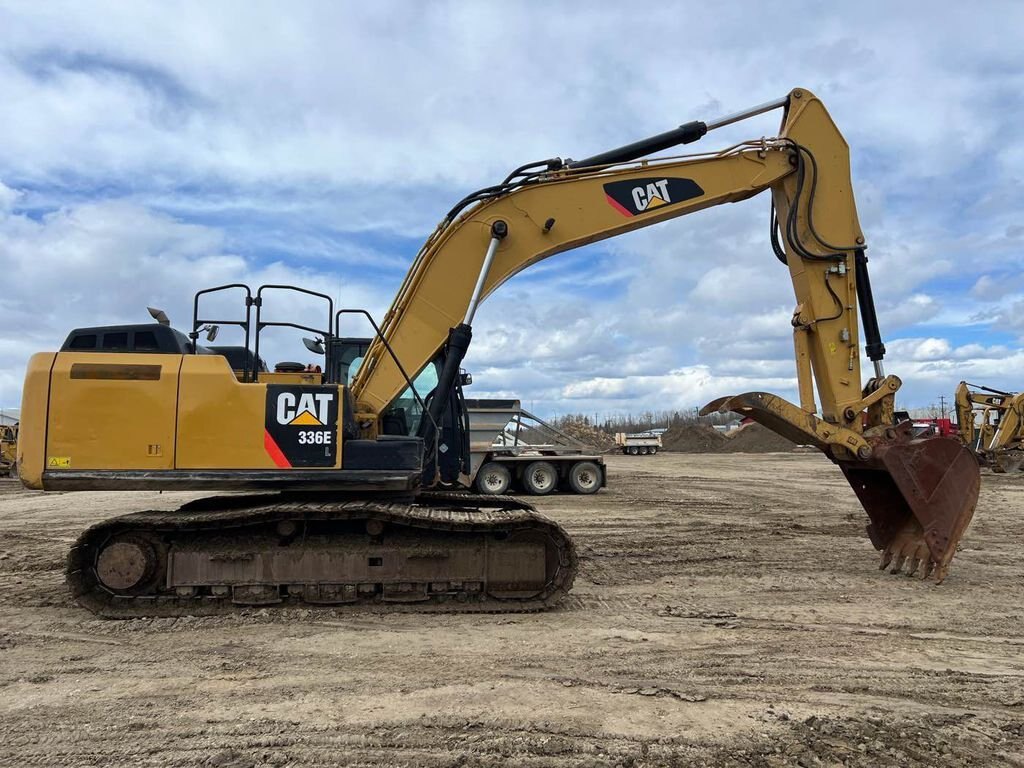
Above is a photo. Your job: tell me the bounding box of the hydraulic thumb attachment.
[702,392,980,583]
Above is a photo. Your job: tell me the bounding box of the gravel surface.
[1,453,1022,767]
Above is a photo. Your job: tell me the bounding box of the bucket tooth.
[879,548,894,571]
[902,541,929,578]
[881,534,931,577]
[889,553,906,575]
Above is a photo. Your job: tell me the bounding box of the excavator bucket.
[990,451,1024,473]
[703,393,980,582]
[839,434,979,582]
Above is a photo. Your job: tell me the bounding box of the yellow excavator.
[0,422,16,476]
[955,381,1024,471]
[18,88,980,617]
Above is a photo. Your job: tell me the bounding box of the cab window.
[386,362,439,435]
[346,356,364,385]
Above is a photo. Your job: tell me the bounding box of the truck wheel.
[649,446,658,455]
[522,461,557,495]
[628,446,639,455]
[621,447,629,455]
[475,462,512,495]
[640,446,649,455]
[568,461,602,494]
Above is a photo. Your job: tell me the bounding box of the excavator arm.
[956,382,979,448]
[351,88,979,582]
[990,397,1024,452]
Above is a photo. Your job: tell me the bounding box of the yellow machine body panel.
[20,352,351,484]
[46,353,182,472]
[175,355,341,470]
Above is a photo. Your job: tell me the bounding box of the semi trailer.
[466,399,606,495]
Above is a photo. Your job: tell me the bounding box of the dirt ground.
[1,453,1022,767]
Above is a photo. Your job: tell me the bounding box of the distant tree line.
[549,408,737,436]
[549,402,958,438]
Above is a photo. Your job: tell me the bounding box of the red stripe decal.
[605,194,634,217]
[264,430,292,468]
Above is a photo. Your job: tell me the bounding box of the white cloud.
[0,3,1019,192]
[0,180,19,211]
[971,275,1008,301]
[877,293,941,329]
[560,366,797,411]
[886,337,952,361]
[0,192,393,405]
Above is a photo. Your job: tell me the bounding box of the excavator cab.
[329,331,474,486]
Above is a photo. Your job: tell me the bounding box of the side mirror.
[459,370,473,387]
[303,337,326,355]
[204,324,220,342]
[147,307,170,326]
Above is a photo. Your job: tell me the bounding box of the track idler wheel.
[838,429,980,583]
[95,536,159,593]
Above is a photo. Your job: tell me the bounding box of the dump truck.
[615,431,663,455]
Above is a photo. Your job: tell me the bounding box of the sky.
[0,1,1022,421]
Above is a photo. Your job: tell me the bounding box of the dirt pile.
[720,422,797,453]
[662,422,796,453]
[662,424,728,453]
[555,416,616,452]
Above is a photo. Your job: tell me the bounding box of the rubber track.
[66,491,578,618]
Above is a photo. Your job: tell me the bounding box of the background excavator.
[0,422,16,476]
[17,88,980,617]
[955,381,1024,471]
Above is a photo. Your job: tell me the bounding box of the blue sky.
[0,1,1022,419]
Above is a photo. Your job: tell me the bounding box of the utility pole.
[938,395,948,421]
